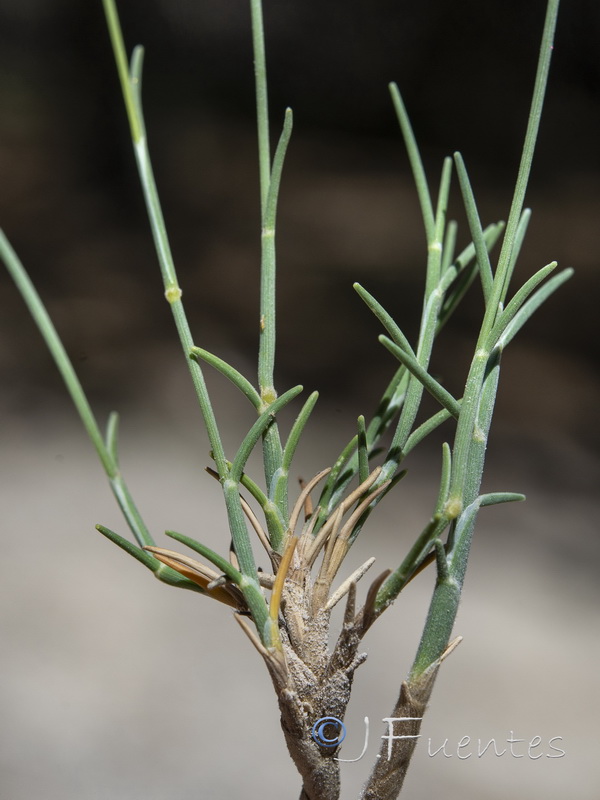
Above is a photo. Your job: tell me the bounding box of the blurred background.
[0,0,598,798]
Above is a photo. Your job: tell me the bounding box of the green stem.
[0,231,154,551]
[247,6,292,522]
[249,0,271,216]
[409,0,560,678]
[103,1,230,481]
[102,0,142,143]
[482,0,560,344]
[389,82,435,242]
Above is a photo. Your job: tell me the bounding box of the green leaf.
[435,443,452,515]
[314,434,359,527]
[403,407,453,456]
[129,46,146,137]
[479,492,526,506]
[379,336,461,419]
[96,524,203,592]
[354,283,416,357]
[366,366,409,442]
[105,411,120,465]
[433,538,450,582]
[375,512,449,613]
[165,530,243,584]
[269,389,320,529]
[478,0,561,348]
[441,220,458,274]
[437,260,479,331]
[257,112,294,499]
[190,347,262,409]
[389,82,434,242]
[230,385,303,483]
[347,468,406,546]
[497,268,573,349]
[265,108,293,230]
[486,260,557,348]
[437,222,505,331]
[454,152,494,303]
[499,208,532,305]
[282,390,319,473]
[102,0,143,143]
[426,156,452,293]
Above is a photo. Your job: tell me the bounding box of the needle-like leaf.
[190,347,262,410]
[379,336,461,419]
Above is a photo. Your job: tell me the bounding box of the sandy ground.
[1,363,598,800]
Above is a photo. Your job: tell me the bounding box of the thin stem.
[389,82,434,242]
[1,232,110,472]
[258,112,293,397]
[450,0,560,506]
[103,1,230,480]
[481,0,560,344]
[409,0,561,679]
[102,0,142,143]
[0,231,154,551]
[247,8,292,518]
[249,0,271,216]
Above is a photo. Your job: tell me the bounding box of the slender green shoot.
[0,231,157,552]
[389,82,434,242]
